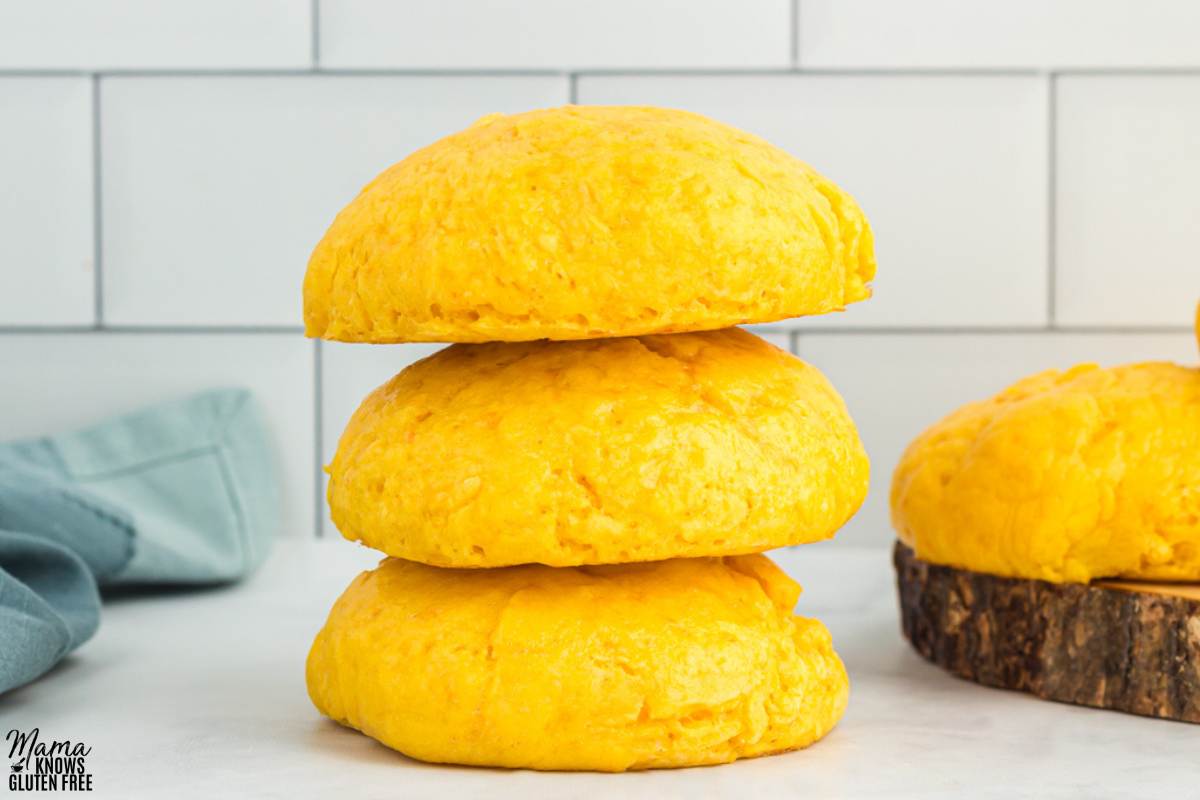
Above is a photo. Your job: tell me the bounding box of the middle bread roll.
[329,327,868,568]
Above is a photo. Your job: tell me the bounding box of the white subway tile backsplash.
[319,0,791,70]
[0,334,314,537]
[0,78,94,326]
[1056,76,1200,328]
[579,75,1049,329]
[100,76,568,327]
[799,0,1200,69]
[745,330,792,353]
[1,2,1192,549]
[319,341,444,536]
[0,0,312,70]
[798,332,1198,548]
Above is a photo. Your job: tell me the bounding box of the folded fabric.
[0,534,99,696]
[0,388,279,694]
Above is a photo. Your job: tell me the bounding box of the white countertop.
[5,540,1198,799]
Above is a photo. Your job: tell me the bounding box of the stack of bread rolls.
[302,106,876,771]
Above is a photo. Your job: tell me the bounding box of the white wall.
[1,0,1196,544]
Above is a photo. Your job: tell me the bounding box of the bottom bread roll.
[306,554,848,771]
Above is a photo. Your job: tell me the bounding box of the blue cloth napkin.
[0,388,279,694]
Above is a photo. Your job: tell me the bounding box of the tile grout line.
[1046,72,1058,328]
[91,73,104,327]
[791,0,800,66]
[313,339,324,539]
[0,66,1073,78]
[750,324,1195,335]
[4,66,1200,78]
[568,72,578,103]
[310,0,320,68]
[0,325,306,334]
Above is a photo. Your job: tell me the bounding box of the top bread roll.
[304,105,875,343]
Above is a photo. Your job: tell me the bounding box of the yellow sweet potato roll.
[892,361,1200,583]
[306,553,848,771]
[304,105,874,343]
[328,328,869,567]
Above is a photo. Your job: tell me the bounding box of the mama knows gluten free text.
[7,728,93,792]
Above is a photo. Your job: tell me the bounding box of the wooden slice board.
[894,542,1200,723]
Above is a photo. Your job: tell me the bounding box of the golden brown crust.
[307,554,849,771]
[892,361,1200,583]
[328,328,869,567]
[303,105,874,343]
